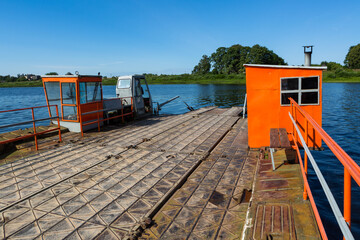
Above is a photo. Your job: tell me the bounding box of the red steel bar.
[303,118,309,200]
[0,105,61,150]
[79,97,134,136]
[344,169,351,227]
[97,102,100,132]
[55,105,62,142]
[31,108,38,150]
[121,99,124,123]
[289,98,360,185]
[80,104,84,137]
[0,105,57,113]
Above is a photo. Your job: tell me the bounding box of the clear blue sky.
[0,0,359,76]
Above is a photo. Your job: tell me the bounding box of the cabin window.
[281,76,319,106]
[140,79,150,99]
[135,79,142,96]
[79,82,102,104]
[63,106,78,120]
[44,82,61,117]
[61,83,77,105]
[118,79,131,88]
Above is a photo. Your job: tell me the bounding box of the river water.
[0,83,359,239]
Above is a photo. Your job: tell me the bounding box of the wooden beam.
[270,128,280,148]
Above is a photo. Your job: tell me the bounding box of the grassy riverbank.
[0,80,43,88]
[103,73,247,85]
[1,70,360,87]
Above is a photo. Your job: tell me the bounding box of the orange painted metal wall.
[245,65,323,148]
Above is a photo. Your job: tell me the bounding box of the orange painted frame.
[42,76,103,124]
[289,98,360,238]
[0,105,62,150]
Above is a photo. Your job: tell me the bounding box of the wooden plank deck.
[270,128,291,149]
[0,107,321,240]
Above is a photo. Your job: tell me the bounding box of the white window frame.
[280,76,320,106]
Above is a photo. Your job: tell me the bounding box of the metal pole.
[243,94,247,119]
[79,105,84,137]
[55,105,62,142]
[131,97,134,118]
[269,148,276,171]
[121,99,124,123]
[303,119,308,200]
[97,102,100,132]
[158,95,180,109]
[31,108,38,150]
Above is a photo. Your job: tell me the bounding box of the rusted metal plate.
[243,148,321,240]
[253,203,296,240]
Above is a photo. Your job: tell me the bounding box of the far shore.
[0,74,360,87]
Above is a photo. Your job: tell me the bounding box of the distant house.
[25,74,41,81]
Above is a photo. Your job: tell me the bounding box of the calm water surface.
[0,83,359,239]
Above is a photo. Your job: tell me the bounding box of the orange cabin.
[244,64,327,149]
[42,75,103,132]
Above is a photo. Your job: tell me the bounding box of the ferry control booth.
[42,75,104,133]
[244,64,327,149]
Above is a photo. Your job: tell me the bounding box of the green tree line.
[192,44,286,74]
[192,43,360,75]
[1,43,360,84]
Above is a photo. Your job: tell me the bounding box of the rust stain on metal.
[253,203,297,239]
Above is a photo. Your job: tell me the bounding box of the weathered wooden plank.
[279,128,291,148]
[270,128,280,148]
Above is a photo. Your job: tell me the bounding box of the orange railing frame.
[0,105,62,150]
[289,97,360,239]
[291,133,328,240]
[79,97,134,136]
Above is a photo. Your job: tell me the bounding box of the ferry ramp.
[0,106,320,239]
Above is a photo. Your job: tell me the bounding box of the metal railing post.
[97,102,100,132]
[55,105,62,142]
[294,106,298,143]
[121,99,124,123]
[242,93,247,119]
[31,108,38,150]
[344,169,351,228]
[131,97,134,118]
[79,106,84,137]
